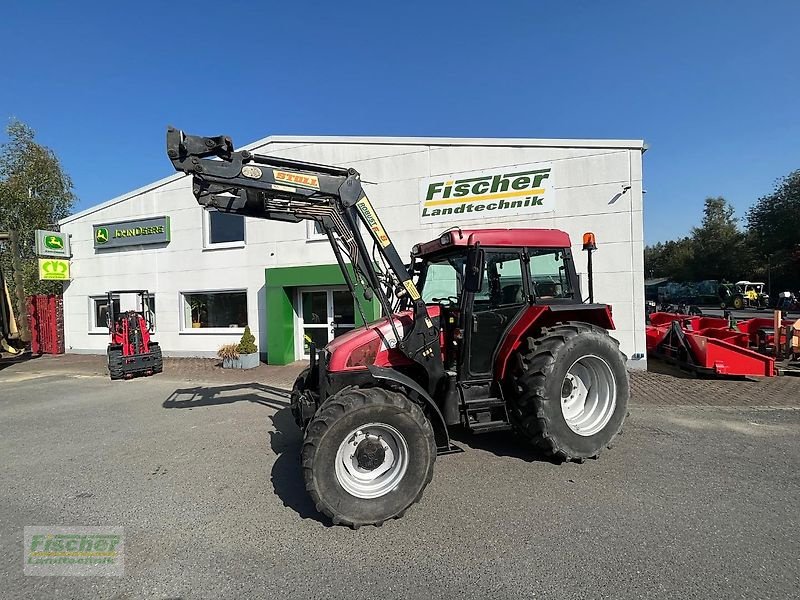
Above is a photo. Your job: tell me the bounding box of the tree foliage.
[747,170,800,293]
[646,174,799,295]
[0,119,76,296]
[645,197,749,281]
[688,197,750,282]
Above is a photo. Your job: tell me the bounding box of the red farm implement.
[646,312,800,377]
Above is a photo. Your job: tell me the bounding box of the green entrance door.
[297,287,356,357]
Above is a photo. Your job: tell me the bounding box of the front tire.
[108,348,124,380]
[150,343,163,374]
[302,387,435,528]
[508,323,629,461]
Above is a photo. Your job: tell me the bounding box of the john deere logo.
[95,227,109,244]
[44,235,64,250]
[419,164,555,224]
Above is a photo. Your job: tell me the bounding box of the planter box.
[222,352,260,369]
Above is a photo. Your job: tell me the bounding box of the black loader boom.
[166,127,443,392]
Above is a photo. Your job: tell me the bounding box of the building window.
[181,291,248,330]
[306,220,327,241]
[90,294,156,332]
[204,210,245,248]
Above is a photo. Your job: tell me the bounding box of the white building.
[59,135,647,367]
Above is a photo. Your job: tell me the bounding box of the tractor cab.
[411,229,586,380]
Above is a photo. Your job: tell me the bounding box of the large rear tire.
[507,323,629,461]
[302,387,435,528]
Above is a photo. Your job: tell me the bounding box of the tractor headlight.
[439,233,451,246]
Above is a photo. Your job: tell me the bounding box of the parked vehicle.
[167,128,629,528]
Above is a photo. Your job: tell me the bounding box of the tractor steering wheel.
[432,296,459,306]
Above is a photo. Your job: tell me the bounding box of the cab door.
[462,250,528,378]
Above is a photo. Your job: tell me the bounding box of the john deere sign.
[93,216,170,249]
[38,258,70,281]
[35,229,71,258]
[419,163,554,224]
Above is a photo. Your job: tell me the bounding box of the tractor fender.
[494,304,616,379]
[367,365,450,451]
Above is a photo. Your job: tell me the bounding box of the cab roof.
[414,228,571,256]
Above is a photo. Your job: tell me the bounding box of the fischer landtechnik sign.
[420,163,554,224]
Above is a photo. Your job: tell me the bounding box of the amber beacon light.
[582,232,597,303]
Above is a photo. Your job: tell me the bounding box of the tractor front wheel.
[302,387,435,528]
[508,323,629,461]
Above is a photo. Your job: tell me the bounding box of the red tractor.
[168,128,629,528]
[106,290,162,380]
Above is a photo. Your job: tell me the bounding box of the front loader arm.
[166,127,443,393]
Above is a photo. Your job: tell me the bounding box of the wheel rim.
[334,423,409,499]
[560,355,617,437]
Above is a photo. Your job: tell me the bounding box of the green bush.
[237,326,257,354]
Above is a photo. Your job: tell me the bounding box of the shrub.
[217,343,240,360]
[237,326,257,355]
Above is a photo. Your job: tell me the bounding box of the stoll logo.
[419,164,554,224]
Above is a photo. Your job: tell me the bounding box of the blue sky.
[1,0,797,244]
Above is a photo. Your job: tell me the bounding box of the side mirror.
[464,248,485,293]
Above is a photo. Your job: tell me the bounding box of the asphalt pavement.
[1,370,799,599]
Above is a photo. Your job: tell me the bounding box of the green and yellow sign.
[419,163,555,224]
[35,229,71,258]
[38,258,70,281]
[93,216,171,249]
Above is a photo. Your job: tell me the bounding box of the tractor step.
[468,420,513,433]
[463,396,512,434]
[464,397,506,411]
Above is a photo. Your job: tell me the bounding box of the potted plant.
[189,298,205,328]
[217,327,259,369]
[235,326,259,369]
[217,343,240,369]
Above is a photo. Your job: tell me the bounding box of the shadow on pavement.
[449,426,561,464]
[0,352,38,372]
[161,382,330,525]
[268,407,331,527]
[162,382,291,409]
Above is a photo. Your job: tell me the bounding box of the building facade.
[59,135,647,367]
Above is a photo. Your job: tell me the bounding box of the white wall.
[61,138,645,366]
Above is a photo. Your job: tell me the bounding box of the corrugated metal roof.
[60,134,647,225]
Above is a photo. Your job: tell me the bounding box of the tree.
[644,237,694,280]
[0,119,76,298]
[688,197,750,282]
[747,170,800,294]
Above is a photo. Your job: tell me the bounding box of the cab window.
[475,252,525,309]
[528,248,573,299]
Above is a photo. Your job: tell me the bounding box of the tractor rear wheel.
[150,344,163,374]
[108,348,124,380]
[508,323,629,461]
[733,295,745,310]
[302,387,435,528]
